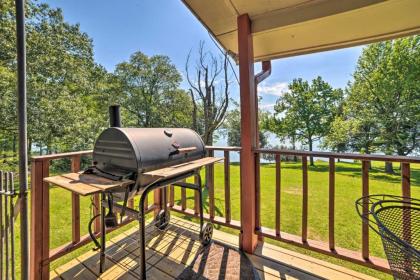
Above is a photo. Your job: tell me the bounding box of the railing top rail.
[30,147,240,162]
[254,148,420,164]
[205,146,242,151]
[29,146,420,163]
[31,150,93,162]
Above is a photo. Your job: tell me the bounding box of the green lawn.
[4,159,419,279]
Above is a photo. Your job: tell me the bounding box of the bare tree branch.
[185,41,231,145]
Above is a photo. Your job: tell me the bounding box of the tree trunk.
[385,162,394,174]
[12,135,17,156]
[364,145,372,169]
[206,133,213,146]
[291,135,298,162]
[308,138,314,166]
[28,139,32,155]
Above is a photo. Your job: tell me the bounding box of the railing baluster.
[181,182,187,211]
[154,189,162,216]
[9,172,15,280]
[207,149,215,220]
[0,171,3,277]
[169,185,174,207]
[71,155,81,244]
[275,154,281,236]
[255,153,261,236]
[329,157,335,251]
[194,177,200,215]
[224,151,231,223]
[5,171,9,279]
[302,156,308,243]
[165,186,170,208]
[401,163,411,245]
[362,160,370,260]
[401,163,411,198]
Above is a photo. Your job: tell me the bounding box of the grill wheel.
[154,210,170,230]
[200,223,213,246]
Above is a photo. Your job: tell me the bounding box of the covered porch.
[12,0,418,280]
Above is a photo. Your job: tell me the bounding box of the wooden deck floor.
[51,217,378,280]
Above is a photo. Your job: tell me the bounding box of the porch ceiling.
[181,0,420,61]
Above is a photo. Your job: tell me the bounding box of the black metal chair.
[356,195,419,280]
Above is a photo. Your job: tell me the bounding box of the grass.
[2,158,419,279]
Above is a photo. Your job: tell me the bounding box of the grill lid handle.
[169,146,197,156]
[177,147,197,154]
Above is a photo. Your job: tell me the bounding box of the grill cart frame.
[98,168,211,280]
[356,195,419,280]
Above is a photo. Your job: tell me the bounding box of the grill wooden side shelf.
[44,173,135,196]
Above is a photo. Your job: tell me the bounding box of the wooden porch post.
[238,13,258,253]
[30,158,50,280]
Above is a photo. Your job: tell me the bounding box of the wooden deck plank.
[256,242,378,280]
[247,253,323,280]
[50,270,62,280]
[54,257,97,280]
[55,216,378,280]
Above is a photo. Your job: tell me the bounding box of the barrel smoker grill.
[86,127,215,279]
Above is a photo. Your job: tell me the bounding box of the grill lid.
[92,128,206,178]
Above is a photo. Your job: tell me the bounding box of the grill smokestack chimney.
[109,105,121,127]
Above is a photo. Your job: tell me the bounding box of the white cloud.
[259,103,276,110]
[257,82,289,96]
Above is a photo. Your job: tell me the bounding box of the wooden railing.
[29,151,155,279]
[29,147,419,278]
[253,148,420,273]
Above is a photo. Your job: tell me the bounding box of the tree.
[1,0,110,154]
[265,77,343,165]
[346,36,420,173]
[114,52,192,128]
[185,41,231,145]
[223,102,268,148]
[325,89,380,159]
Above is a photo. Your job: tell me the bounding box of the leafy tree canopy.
[264,77,343,165]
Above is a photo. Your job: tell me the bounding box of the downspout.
[254,61,272,147]
[254,61,271,240]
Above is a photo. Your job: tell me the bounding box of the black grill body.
[93,127,205,175]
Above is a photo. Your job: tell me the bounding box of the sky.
[43,0,365,151]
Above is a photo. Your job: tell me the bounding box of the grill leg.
[139,191,147,280]
[196,173,204,233]
[100,192,106,273]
